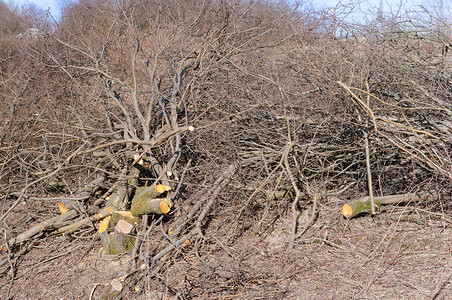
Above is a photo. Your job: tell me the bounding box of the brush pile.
[0,1,450,298]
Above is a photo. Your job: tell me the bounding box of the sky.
[311,0,430,23]
[7,0,447,22]
[9,0,62,18]
[313,0,426,10]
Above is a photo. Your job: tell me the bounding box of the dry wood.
[364,79,375,214]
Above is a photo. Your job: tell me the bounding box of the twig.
[172,159,192,202]
[337,80,378,131]
[295,192,319,238]
[194,238,220,269]
[35,245,83,266]
[281,117,301,251]
[364,79,375,214]
[431,271,452,300]
[151,163,237,267]
[2,229,15,300]
[282,140,300,251]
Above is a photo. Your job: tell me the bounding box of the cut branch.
[341,192,436,218]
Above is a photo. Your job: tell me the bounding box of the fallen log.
[341,192,435,218]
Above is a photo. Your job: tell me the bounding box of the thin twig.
[282,140,300,251]
[172,159,192,202]
[295,193,319,238]
[365,79,375,214]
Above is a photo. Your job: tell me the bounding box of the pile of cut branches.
[0,0,451,298]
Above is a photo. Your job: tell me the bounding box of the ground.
[1,199,450,299]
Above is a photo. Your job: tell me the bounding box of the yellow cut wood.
[159,199,170,214]
[155,184,167,194]
[98,216,111,233]
[58,203,68,214]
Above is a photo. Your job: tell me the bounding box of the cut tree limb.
[341,192,435,218]
[54,207,113,235]
[5,210,78,247]
[131,198,171,216]
[6,207,114,248]
[4,176,107,248]
[130,185,171,216]
[105,164,140,210]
